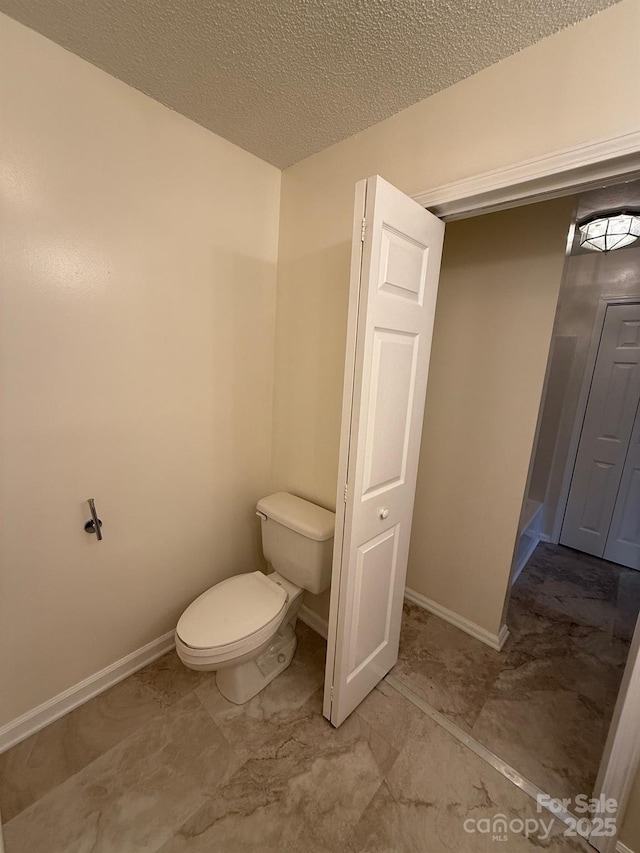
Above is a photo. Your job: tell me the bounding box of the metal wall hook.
[84,498,103,541]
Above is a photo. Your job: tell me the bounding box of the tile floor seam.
[383,673,591,835]
[191,687,243,761]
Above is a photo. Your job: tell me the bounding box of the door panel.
[600,362,636,440]
[604,400,640,569]
[324,176,444,727]
[362,330,418,496]
[378,226,428,302]
[561,303,640,557]
[580,461,616,534]
[349,526,399,677]
[618,319,640,347]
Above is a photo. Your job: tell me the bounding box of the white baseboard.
[299,593,509,653]
[404,587,510,652]
[0,631,175,754]
[538,532,553,543]
[511,502,545,587]
[0,588,509,755]
[511,532,540,586]
[298,604,328,640]
[617,842,636,853]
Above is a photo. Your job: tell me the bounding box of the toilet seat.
[176,571,288,664]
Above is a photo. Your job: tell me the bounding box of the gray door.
[561,303,640,569]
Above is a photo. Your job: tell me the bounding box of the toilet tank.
[256,492,335,595]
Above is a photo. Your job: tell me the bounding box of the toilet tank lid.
[257,492,335,542]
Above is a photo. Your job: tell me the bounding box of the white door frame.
[552,295,640,547]
[412,130,640,222]
[403,127,640,852]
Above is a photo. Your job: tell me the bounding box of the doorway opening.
[387,177,640,831]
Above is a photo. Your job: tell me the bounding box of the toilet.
[175,492,335,704]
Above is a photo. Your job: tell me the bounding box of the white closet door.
[604,398,640,569]
[561,303,640,558]
[323,176,444,727]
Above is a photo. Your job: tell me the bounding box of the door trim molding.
[552,295,640,545]
[0,630,175,754]
[412,130,640,221]
[404,587,510,651]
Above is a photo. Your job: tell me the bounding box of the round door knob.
[379,508,389,519]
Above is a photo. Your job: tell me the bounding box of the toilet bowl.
[175,492,335,704]
[176,572,302,670]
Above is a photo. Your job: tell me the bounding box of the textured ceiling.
[571,178,640,254]
[0,0,621,168]
[577,178,640,222]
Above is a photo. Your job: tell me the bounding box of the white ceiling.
[0,0,620,168]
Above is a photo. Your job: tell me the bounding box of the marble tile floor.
[1,620,591,853]
[391,542,640,804]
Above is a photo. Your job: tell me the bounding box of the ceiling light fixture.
[578,210,640,253]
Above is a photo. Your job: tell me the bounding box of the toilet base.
[216,621,298,704]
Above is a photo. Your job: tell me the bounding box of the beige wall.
[272,0,640,626]
[407,199,574,634]
[0,15,281,726]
